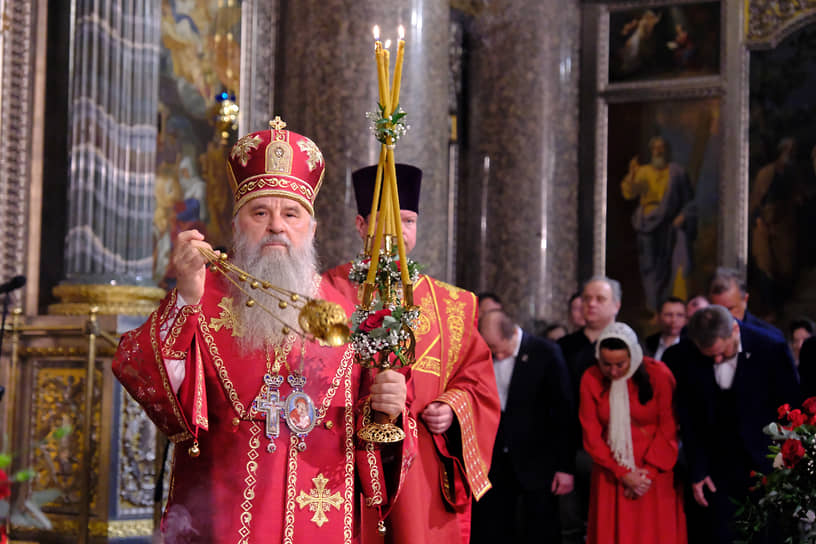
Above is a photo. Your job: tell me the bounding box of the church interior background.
[0,0,814,541]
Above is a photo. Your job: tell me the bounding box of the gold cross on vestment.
[269,116,287,130]
[296,473,344,527]
[209,297,241,336]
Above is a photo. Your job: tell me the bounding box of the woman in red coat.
[579,322,686,544]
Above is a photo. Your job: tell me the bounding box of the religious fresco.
[748,25,816,329]
[154,0,241,288]
[608,1,720,84]
[606,98,721,332]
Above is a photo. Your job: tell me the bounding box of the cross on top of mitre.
[269,116,287,130]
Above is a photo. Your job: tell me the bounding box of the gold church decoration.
[745,2,816,48]
[50,284,166,316]
[349,24,419,445]
[197,247,350,346]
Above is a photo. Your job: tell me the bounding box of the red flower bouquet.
[737,397,816,542]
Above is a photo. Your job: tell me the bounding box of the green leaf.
[13,468,36,482]
[382,316,400,330]
[370,327,388,339]
[0,452,11,468]
[50,425,72,440]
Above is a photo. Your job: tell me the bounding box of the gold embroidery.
[238,422,262,542]
[200,316,248,418]
[163,303,201,355]
[296,474,344,527]
[437,389,492,499]
[396,414,418,492]
[434,278,464,300]
[159,289,179,323]
[414,294,434,336]
[231,134,262,166]
[413,356,442,377]
[342,364,354,544]
[445,301,466,386]
[284,435,298,544]
[297,137,324,171]
[209,297,241,336]
[412,277,444,379]
[194,348,208,428]
[149,302,193,442]
[163,348,188,360]
[234,175,315,202]
[363,403,383,507]
[282,346,355,543]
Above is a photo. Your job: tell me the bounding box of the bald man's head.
[479,310,517,360]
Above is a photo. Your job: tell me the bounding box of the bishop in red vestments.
[113,122,414,543]
[322,164,501,544]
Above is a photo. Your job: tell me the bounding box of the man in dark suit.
[557,276,621,544]
[643,296,687,360]
[472,310,574,543]
[708,267,784,339]
[662,305,800,543]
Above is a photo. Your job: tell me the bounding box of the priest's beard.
[229,229,319,353]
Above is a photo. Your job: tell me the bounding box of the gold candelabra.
[354,24,415,445]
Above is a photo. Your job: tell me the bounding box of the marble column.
[459,0,581,325]
[276,0,451,278]
[63,0,160,287]
[51,0,165,315]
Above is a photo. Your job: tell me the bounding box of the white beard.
[228,229,319,353]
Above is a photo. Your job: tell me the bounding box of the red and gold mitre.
[226,116,325,215]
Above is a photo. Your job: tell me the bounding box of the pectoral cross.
[296,473,344,527]
[253,374,285,452]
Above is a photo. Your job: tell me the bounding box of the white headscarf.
[595,322,644,471]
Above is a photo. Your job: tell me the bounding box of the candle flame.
[373,25,380,40]
[398,25,405,40]
[384,39,391,49]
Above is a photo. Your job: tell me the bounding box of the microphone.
[0,275,26,294]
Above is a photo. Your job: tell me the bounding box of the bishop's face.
[234,196,315,256]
